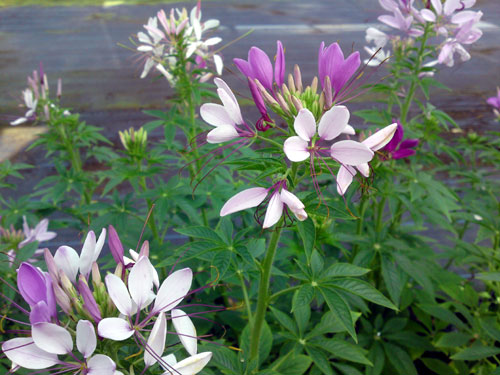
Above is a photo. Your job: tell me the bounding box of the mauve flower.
[487,88,500,110]
[383,121,419,159]
[220,181,307,228]
[19,216,56,248]
[318,42,361,100]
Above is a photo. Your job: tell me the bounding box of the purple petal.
[332,51,360,97]
[274,41,285,88]
[29,301,51,324]
[399,138,419,149]
[248,47,273,91]
[383,121,404,152]
[393,148,416,159]
[78,277,102,322]
[248,78,267,115]
[17,263,47,306]
[220,187,268,216]
[233,58,253,78]
[108,225,124,265]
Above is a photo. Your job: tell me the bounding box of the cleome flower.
[220,180,307,228]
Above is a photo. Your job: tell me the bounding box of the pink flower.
[220,181,307,228]
[487,88,500,110]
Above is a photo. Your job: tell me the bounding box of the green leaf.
[381,255,404,307]
[421,358,456,375]
[175,226,224,243]
[305,346,334,375]
[306,311,360,339]
[451,344,500,361]
[212,250,232,280]
[311,250,324,275]
[240,322,273,366]
[270,307,298,335]
[394,254,434,296]
[294,304,311,336]
[367,342,385,375]
[297,218,316,260]
[476,272,500,282]
[320,287,357,342]
[313,339,372,365]
[321,263,370,279]
[383,342,418,375]
[206,346,240,374]
[292,285,315,312]
[328,278,397,310]
[417,304,467,330]
[275,354,312,375]
[435,332,472,348]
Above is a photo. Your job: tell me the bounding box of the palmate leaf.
[311,338,372,366]
[451,344,500,361]
[383,342,418,375]
[292,285,314,313]
[274,353,312,375]
[305,346,334,375]
[320,287,357,342]
[327,278,397,310]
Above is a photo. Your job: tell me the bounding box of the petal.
[294,108,316,141]
[420,9,436,22]
[87,354,116,375]
[161,353,177,369]
[54,245,80,282]
[356,163,370,177]
[283,136,310,162]
[431,0,443,14]
[220,187,268,216]
[330,140,374,165]
[200,103,234,127]
[32,322,73,355]
[144,312,167,367]
[263,192,284,229]
[105,274,133,316]
[77,320,97,359]
[318,105,350,140]
[79,230,96,277]
[274,41,285,88]
[108,225,124,265]
[30,301,51,324]
[206,125,239,144]
[128,257,154,310]
[444,0,461,16]
[92,228,106,263]
[336,165,356,195]
[362,123,397,151]
[168,352,213,375]
[213,54,223,75]
[17,263,46,306]
[153,268,193,314]
[97,318,134,341]
[172,309,197,356]
[248,47,273,91]
[233,58,253,78]
[2,338,58,370]
[342,124,356,135]
[10,117,28,126]
[280,189,307,221]
[393,148,416,159]
[217,87,243,125]
[214,78,237,108]
[399,138,419,149]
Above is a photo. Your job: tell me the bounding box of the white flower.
[10,89,38,126]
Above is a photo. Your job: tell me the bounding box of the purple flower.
[17,263,57,323]
[486,88,500,110]
[318,42,361,100]
[108,225,124,266]
[383,121,419,159]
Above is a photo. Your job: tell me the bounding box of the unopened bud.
[281,83,290,98]
[310,76,318,94]
[319,92,325,113]
[291,96,303,111]
[276,92,290,115]
[44,249,59,283]
[53,282,72,314]
[294,65,303,93]
[57,78,62,99]
[139,240,150,258]
[323,76,333,108]
[254,79,279,107]
[78,276,102,323]
[114,262,124,278]
[59,271,75,296]
[287,74,296,93]
[91,262,102,287]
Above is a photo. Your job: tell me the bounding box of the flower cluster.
[10,64,67,126]
[136,2,223,86]
[365,0,483,68]
[199,41,398,227]
[1,226,214,374]
[0,216,56,267]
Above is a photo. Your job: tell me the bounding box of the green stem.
[352,196,368,260]
[237,270,253,327]
[400,24,431,124]
[375,196,387,234]
[269,285,300,302]
[249,226,283,364]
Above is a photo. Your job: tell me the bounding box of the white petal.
[141,58,155,79]
[153,268,193,314]
[92,228,106,262]
[167,352,213,375]
[53,245,80,282]
[203,19,219,30]
[144,312,167,367]
[293,109,316,141]
[128,257,154,310]
[204,37,222,46]
[318,105,349,141]
[280,190,307,221]
[217,87,243,125]
[161,353,177,369]
[97,318,134,341]
[172,309,197,356]
[77,320,97,359]
[357,163,370,177]
[206,125,239,144]
[336,165,356,195]
[420,9,436,22]
[105,274,133,316]
[342,124,356,135]
[200,103,234,127]
[213,78,236,106]
[87,354,116,375]
[213,54,223,75]
[330,140,374,165]
[10,117,28,126]
[137,31,152,44]
[2,338,58,370]
[283,136,310,162]
[263,192,284,229]
[362,123,397,151]
[137,45,154,52]
[32,322,73,355]
[220,187,268,216]
[79,231,96,277]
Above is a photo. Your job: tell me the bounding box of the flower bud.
[294,64,303,93]
[108,225,124,265]
[91,262,102,287]
[287,74,296,93]
[53,282,72,314]
[78,276,102,322]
